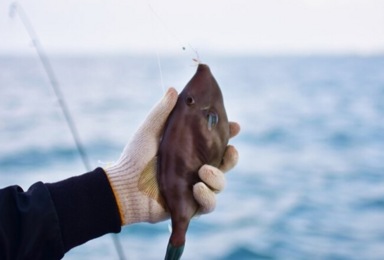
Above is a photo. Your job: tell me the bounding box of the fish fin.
[165,243,185,260]
[192,214,200,220]
[168,222,173,233]
[138,157,166,209]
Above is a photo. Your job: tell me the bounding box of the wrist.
[104,162,138,226]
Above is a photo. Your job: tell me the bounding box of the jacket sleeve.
[0,167,122,260]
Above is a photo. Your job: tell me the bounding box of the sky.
[0,0,384,55]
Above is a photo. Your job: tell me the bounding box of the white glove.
[104,88,240,226]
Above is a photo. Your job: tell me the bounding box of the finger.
[193,182,217,214]
[198,165,226,193]
[124,88,177,163]
[219,145,239,173]
[229,121,241,139]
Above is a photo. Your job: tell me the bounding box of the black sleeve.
[0,167,122,260]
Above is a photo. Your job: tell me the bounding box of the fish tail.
[164,242,185,260]
[164,217,190,259]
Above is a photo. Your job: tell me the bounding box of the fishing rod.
[8,2,126,260]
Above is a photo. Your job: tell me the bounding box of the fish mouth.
[201,107,219,131]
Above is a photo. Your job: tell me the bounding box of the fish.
[157,64,230,259]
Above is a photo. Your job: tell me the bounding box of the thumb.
[122,88,178,163]
[136,87,178,140]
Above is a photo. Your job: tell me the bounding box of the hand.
[104,88,240,225]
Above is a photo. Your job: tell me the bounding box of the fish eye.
[185,96,195,106]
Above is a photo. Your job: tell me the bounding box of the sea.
[1,54,384,260]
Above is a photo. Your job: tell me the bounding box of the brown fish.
[157,64,230,259]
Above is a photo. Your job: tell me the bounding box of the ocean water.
[1,54,384,260]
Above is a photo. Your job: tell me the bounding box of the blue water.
[1,54,384,260]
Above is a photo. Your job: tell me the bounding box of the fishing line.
[148,2,165,94]
[8,3,126,260]
[147,3,187,52]
[147,2,202,71]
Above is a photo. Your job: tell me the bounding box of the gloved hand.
[104,88,240,226]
